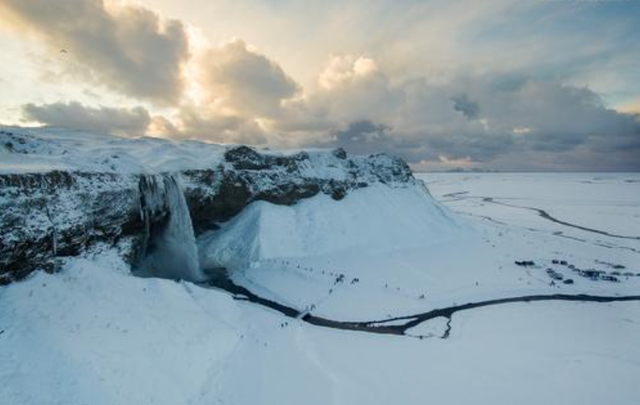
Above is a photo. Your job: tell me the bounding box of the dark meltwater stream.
[201,269,640,339]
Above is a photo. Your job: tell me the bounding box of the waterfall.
[137,174,204,282]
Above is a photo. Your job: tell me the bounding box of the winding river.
[202,270,640,339]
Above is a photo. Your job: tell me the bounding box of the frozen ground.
[1,172,640,405]
[422,172,640,245]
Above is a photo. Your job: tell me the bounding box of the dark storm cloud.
[321,120,516,166]
[332,120,389,151]
[451,94,480,119]
[1,0,189,104]
[321,120,429,162]
[309,62,640,170]
[22,102,151,136]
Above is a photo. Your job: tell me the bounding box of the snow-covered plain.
[2,169,640,405]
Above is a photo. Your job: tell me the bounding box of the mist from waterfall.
[137,174,204,282]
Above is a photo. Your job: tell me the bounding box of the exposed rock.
[184,146,416,233]
[332,148,347,160]
[0,171,143,284]
[224,146,271,170]
[224,145,311,172]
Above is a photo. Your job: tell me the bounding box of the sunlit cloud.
[0,0,189,104]
[22,101,151,136]
[197,39,300,118]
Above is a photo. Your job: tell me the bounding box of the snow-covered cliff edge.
[0,126,424,284]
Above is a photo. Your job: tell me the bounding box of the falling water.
[137,174,204,282]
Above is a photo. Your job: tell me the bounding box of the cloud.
[143,104,269,145]
[301,59,640,170]
[308,55,399,123]
[328,120,391,154]
[2,0,638,171]
[22,101,151,136]
[457,77,640,157]
[451,94,480,119]
[142,39,302,145]
[0,0,189,104]
[171,105,268,145]
[197,39,299,118]
[318,56,380,90]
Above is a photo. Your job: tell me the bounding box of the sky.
[0,0,639,171]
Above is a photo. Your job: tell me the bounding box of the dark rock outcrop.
[0,171,143,285]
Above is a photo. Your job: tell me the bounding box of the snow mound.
[0,251,242,405]
[199,183,464,269]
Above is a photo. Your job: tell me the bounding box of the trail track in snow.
[438,192,640,242]
[481,197,640,241]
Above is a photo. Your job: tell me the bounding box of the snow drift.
[199,183,463,269]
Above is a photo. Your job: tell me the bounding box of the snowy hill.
[199,183,461,269]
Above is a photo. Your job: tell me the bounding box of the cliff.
[0,126,416,284]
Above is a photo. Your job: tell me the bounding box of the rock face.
[183,146,415,234]
[0,143,416,284]
[0,171,142,284]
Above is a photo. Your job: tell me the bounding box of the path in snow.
[482,197,640,241]
[437,192,640,254]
